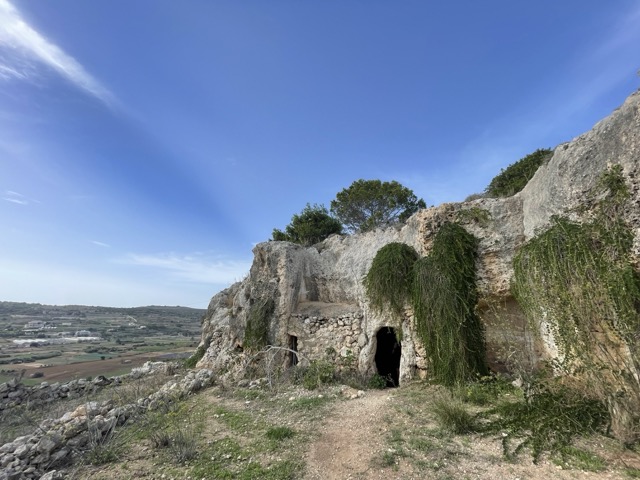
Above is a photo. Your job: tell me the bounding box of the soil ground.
[7,349,191,383]
[305,387,640,480]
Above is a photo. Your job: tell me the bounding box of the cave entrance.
[375,327,401,387]
[288,335,299,367]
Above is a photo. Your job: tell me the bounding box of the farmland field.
[0,301,206,384]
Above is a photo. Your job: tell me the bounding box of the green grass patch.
[553,446,606,472]
[626,467,640,478]
[454,376,515,406]
[432,397,477,434]
[212,406,255,432]
[289,395,331,410]
[265,426,295,441]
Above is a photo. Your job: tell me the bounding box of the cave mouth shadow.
[374,327,401,387]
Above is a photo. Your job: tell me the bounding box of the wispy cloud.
[92,240,110,248]
[0,0,115,106]
[3,190,39,205]
[121,252,251,285]
[0,62,25,80]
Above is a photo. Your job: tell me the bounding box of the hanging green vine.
[513,217,639,364]
[412,222,488,385]
[512,164,640,441]
[364,242,419,319]
[244,298,275,351]
[513,164,639,364]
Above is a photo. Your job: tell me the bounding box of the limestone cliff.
[198,89,640,437]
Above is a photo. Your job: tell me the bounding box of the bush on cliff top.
[272,204,342,246]
[485,148,552,198]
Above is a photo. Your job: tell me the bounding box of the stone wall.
[0,365,214,480]
[0,362,174,413]
[288,311,364,361]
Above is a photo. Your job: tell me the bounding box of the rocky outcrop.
[199,195,530,380]
[198,89,640,436]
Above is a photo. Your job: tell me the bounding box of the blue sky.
[1,1,638,307]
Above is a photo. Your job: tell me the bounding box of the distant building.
[24,320,45,330]
[75,330,92,337]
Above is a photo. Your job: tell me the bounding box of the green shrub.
[455,207,491,227]
[512,165,640,442]
[485,148,552,197]
[455,376,514,406]
[272,203,342,246]
[302,360,335,390]
[364,242,419,318]
[149,428,172,448]
[184,345,206,368]
[481,380,609,462]
[554,446,606,472]
[367,373,388,390]
[412,223,487,385]
[168,426,198,463]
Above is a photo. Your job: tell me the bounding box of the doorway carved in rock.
[374,327,401,387]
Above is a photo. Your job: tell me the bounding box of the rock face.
[198,89,640,434]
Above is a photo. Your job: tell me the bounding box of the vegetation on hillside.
[272,203,342,246]
[243,298,275,351]
[485,148,553,197]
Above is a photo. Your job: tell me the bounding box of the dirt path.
[305,390,394,480]
[303,385,640,480]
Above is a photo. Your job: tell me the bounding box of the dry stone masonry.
[289,312,364,360]
[0,362,173,412]
[0,364,214,480]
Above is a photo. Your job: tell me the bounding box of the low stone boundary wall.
[0,362,174,412]
[0,367,214,480]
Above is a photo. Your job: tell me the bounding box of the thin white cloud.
[122,252,251,285]
[0,62,25,80]
[3,196,27,205]
[3,190,40,205]
[92,240,110,248]
[0,0,115,106]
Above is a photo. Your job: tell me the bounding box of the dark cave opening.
[375,327,401,387]
[288,335,299,367]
